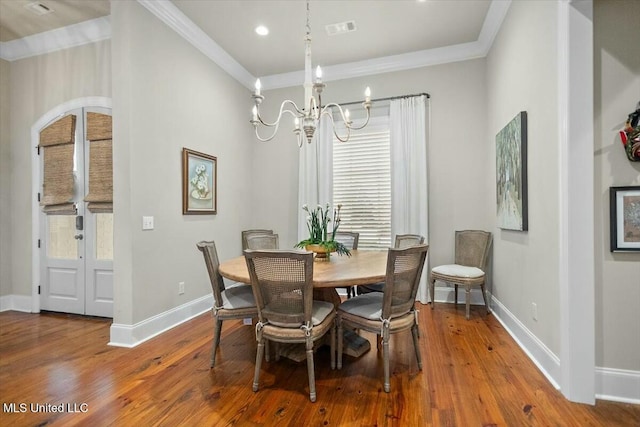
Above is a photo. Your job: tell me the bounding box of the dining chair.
[357,234,424,294]
[333,231,360,298]
[429,230,492,320]
[241,229,274,251]
[244,249,336,402]
[337,244,428,392]
[196,241,258,368]
[245,233,279,250]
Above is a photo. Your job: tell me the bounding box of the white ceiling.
[0,0,509,89]
[171,0,492,77]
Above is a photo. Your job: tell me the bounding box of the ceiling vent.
[325,20,357,36]
[24,2,54,16]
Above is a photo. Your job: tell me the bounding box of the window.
[333,118,391,249]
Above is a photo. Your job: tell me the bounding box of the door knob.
[74,234,83,240]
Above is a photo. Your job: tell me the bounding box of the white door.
[39,107,113,317]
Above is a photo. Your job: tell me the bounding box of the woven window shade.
[86,112,112,141]
[39,115,76,215]
[84,113,113,213]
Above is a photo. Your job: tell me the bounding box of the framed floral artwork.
[182,148,217,214]
[610,186,640,252]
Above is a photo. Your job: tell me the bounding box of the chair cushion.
[220,285,255,309]
[311,300,335,326]
[339,293,383,320]
[268,300,335,328]
[432,264,484,278]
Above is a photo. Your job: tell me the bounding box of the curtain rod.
[334,92,430,108]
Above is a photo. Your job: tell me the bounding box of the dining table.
[218,249,388,359]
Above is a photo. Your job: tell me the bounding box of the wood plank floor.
[0,304,638,426]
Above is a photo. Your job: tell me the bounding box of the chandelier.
[250,0,372,147]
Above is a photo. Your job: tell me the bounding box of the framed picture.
[182,148,217,214]
[496,111,528,231]
[609,186,640,252]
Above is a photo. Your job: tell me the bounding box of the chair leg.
[306,337,317,402]
[411,323,422,370]
[253,339,264,392]
[210,318,223,367]
[429,278,435,309]
[330,319,336,370]
[480,283,490,315]
[346,286,352,298]
[454,284,459,307]
[465,286,471,320]
[382,325,390,393]
[337,317,343,369]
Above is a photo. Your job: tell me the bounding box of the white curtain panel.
[298,117,333,241]
[390,95,430,303]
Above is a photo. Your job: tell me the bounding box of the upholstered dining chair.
[245,233,279,250]
[241,229,274,251]
[357,234,425,294]
[244,249,336,402]
[337,244,428,392]
[196,241,258,368]
[429,230,492,320]
[333,231,360,298]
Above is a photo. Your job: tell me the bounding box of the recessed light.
[255,25,269,36]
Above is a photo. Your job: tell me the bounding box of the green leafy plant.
[295,203,351,256]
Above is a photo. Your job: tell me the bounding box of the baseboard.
[109,294,213,348]
[489,295,562,390]
[595,367,640,404]
[0,294,34,312]
[491,295,640,403]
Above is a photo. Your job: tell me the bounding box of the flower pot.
[305,244,336,261]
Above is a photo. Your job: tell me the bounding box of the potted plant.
[295,203,351,260]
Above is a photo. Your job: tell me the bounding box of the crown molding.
[0,16,111,61]
[136,0,255,89]
[477,0,512,55]
[261,41,486,90]
[0,0,511,91]
[260,0,511,90]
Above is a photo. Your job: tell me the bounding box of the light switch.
[142,216,154,230]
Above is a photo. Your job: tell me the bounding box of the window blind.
[84,112,113,213]
[39,114,77,215]
[333,122,391,250]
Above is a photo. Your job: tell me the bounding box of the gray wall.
[251,59,492,273]
[111,1,255,324]
[593,0,640,370]
[486,0,562,356]
[0,58,10,297]
[2,0,637,376]
[6,40,111,298]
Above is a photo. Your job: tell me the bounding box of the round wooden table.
[218,249,388,289]
[218,249,388,359]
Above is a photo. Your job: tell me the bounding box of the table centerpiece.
[295,203,350,261]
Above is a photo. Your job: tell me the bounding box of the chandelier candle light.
[250,0,372,146]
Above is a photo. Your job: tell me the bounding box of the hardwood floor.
[0,304,638,426]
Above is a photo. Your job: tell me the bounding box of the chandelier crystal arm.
[252,101,306,142]
[254,99,305,128]
[248,0,372,146]
[321,102,372,131]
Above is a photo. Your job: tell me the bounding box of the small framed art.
[182,148,217,214]
[609,186,640,252]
